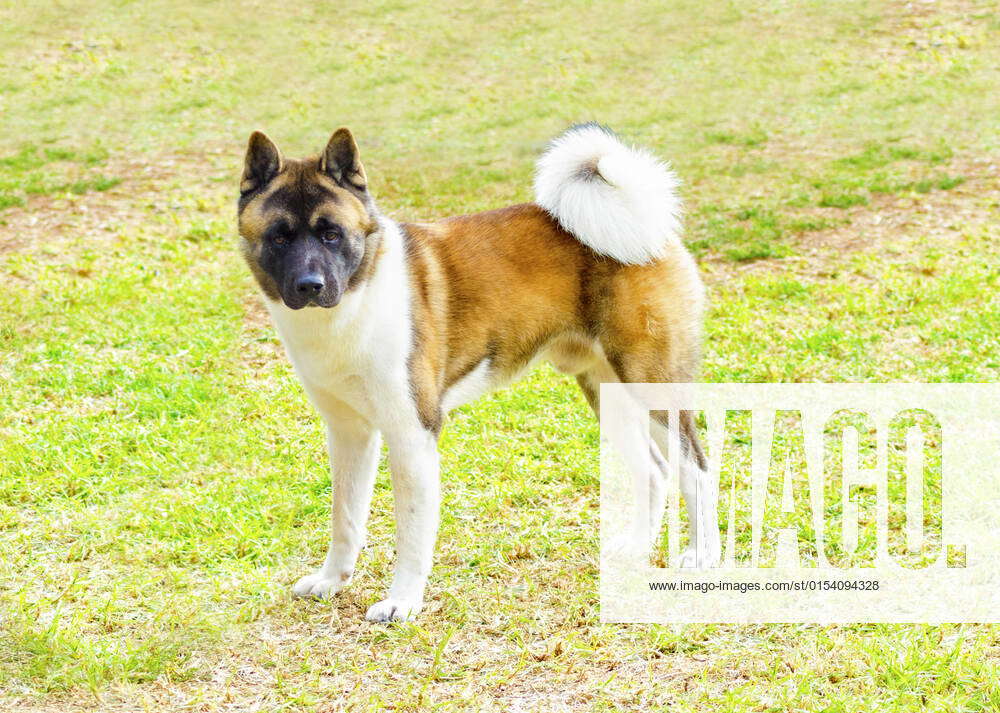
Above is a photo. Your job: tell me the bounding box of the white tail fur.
[533,123,682,264]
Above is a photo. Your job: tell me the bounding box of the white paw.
[677,545,720,569]
[365,597,422,623]
[292,570,349,599]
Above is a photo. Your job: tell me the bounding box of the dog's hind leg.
[577,367,666,550]
[579,353,719,568]
[293,406,381,599]
[651,413,720,569]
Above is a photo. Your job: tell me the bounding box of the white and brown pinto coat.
[237,124,719,622]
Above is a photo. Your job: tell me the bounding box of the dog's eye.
[269,225,293,246]
[320,226,343,244]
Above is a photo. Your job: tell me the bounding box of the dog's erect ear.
[241,131,282,193]
[320,128,367,191]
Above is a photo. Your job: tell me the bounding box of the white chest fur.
[263,218,413,426]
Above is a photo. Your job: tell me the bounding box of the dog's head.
[237,129,378,310]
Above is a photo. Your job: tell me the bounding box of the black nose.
[294,274,325,295]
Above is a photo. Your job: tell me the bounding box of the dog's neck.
[262,215,410,350]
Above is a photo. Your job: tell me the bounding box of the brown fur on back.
[402,203,704,433]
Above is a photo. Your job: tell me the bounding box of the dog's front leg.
[293,413,380,599]
[365,429,440,623]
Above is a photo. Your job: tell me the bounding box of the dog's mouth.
[304,298,337,309]
[281,292,342,311]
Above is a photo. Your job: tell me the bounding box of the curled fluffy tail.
[534,123,682,265]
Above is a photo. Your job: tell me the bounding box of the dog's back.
[399,123,704,425]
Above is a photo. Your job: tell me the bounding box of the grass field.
[1,0,999,711]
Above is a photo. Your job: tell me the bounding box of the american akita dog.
[237,124,720,622]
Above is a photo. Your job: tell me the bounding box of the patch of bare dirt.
[0,147,236,257]
[802,156,998,251]
[702,152,1000,285]
[868,0,993,71]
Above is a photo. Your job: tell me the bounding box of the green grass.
[705,127,769,148]
[2,0,999,711]
[0,141,117,207]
